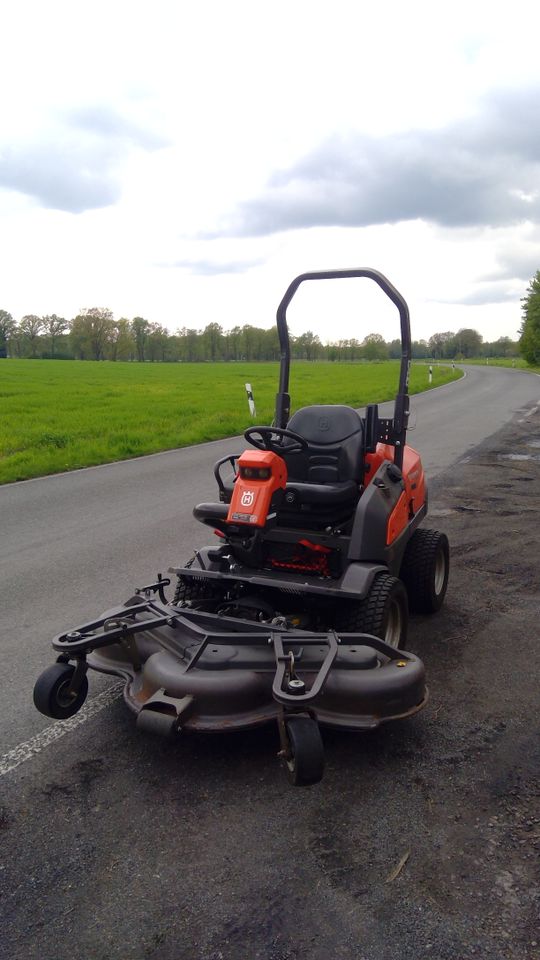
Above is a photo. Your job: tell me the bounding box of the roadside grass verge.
[460,357,540,372]
[0,360,461,483]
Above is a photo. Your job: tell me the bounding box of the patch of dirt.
[391,408,540,960]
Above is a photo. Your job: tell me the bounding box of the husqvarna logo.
[318,417,330,431]
[241,490,255,507]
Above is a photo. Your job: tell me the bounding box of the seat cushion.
[283,480,359,507]
[287,404,363,445]
[285,405,364,484]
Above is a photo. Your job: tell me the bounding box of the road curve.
[0,364,538,753]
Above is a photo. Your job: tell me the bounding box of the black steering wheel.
[244,426,308,455]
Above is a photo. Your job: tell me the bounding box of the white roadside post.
[429,364,433,384]
[245,383,256,419]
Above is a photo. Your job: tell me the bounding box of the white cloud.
[0,0,539,343]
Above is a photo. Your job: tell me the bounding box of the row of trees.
[520,271,540,365]
[0,307,521,363]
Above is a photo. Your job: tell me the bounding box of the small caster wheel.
[283,716,325,786]
[33,662,88,720]
[136,709,178,738]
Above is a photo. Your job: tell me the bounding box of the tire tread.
[173,557,222,606]
[336,574,408,647]
[400,528,449,613]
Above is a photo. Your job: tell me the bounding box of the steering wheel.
[244,426,308,455]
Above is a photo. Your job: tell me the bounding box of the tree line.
[0,306,521,363]
[520,270,540,365]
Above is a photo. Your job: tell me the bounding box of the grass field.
[0,359,462,484]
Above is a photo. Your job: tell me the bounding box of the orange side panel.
[364,443,394,484]
[386,490,410,545]
[400,444,426,517]
[364,443,426,544]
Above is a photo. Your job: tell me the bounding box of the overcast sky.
[2,0,540,344]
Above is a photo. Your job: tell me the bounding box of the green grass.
[460,357,540,372]
[0,359,461,484]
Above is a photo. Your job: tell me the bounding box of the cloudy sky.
[1,0,540,344]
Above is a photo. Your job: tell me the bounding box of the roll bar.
[274,269,411,468]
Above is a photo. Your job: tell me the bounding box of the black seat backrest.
[285,405,364,483]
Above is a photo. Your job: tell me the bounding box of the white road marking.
[0,683,123,777]
[517,404,539,423]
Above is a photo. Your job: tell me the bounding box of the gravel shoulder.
[1,408,539,960]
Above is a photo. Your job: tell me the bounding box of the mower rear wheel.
[336,574,408,649]
[400,529,449,613]
[283,716,325,786]
[33,662,89,720]
[173,557,222,606]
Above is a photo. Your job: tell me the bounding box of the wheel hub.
[434,551,446,594]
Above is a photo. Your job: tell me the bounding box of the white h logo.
[241,490,255,507]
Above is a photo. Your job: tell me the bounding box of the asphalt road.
[1,363,539,960]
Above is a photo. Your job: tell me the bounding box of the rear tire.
[336,574,408,649]
[400,529,449,613]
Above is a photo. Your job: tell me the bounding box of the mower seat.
[196,405,364,532]
[278,404,364,523]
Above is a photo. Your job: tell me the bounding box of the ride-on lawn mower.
[34,269,449,786]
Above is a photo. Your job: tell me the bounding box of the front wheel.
[400,529,449,613]
[283,716,325,786]
[33,662,88,719]
[173,556,223,607]
[336,574,408,649]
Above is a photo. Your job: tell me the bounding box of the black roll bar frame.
[274,269,411,469]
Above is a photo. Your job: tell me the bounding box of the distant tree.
[519,271,540,365]
[428,331,454,359]
[388,338,402,360]
[362,333,388,361]
[493,336,517,358]
[70,308,114,360]
[7,324,22,357]
[167,333,184,362]
[0,309,15,357]
[412,339,429,359]
[201,322,224,362]
[110,318,135,361]
[19,314,44,357]
[42,314,68,358]
[70,316,90,359]
[225,326,243,361]
[454,328,482,359]
[176,327,202,362]
[348,338,363,361]
[146,323,170,362]
[131,316,150,362]
[262,326,280,361]
[334,338,362,361]
[293,331,323,361]
[240,324,260,361]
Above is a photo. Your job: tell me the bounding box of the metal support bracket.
[134,574,170,604]
[272,631,340,706]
